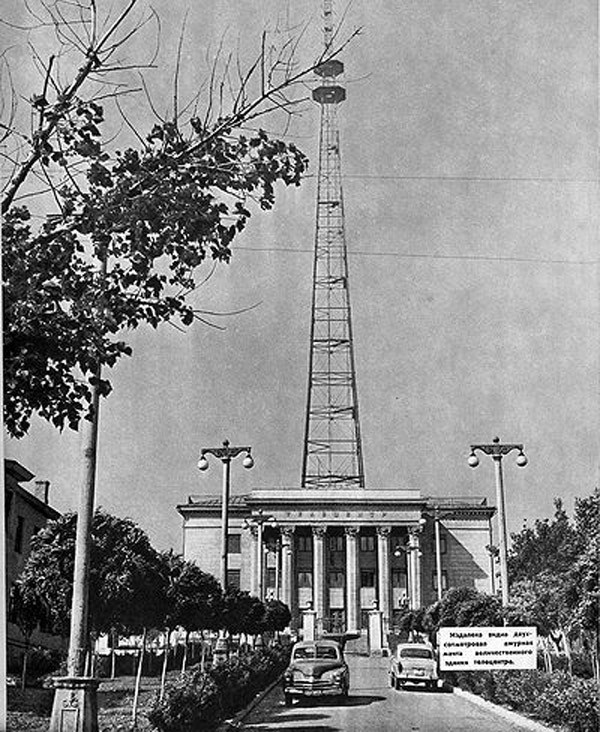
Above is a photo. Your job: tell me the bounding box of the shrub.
[148,644,289,732]
[448,669,599,732]
[537,672,599,732]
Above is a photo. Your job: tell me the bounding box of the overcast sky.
[5,0,599,552]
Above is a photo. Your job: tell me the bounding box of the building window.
[360,570,375,588]
[431,535,447,555]
[227,534,241,554]
[297,535,312,553]
[329,535,344,552]
[359,535,375,552]
[329,571,344,588]
[266,568,276,588]
[297,571,313,588]
[14,516,25,554]
[432,570,448,591]
[226,569,241,590]
[391,569,407,588]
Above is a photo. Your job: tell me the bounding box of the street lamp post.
[468,436,528,606]
[197,440,253,591]
[485,544,500,596]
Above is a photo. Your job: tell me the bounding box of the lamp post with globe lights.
[468,437,528,606]
[197,440,254,591]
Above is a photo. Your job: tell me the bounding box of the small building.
[5,459,64,669]
[178,487,496,636]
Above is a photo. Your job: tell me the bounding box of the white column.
[312,527,326,632]
[344,527,359,633]
[280,526,294,611]
[376,526,391,632]
[249,525,259,596]
[408,528,422,609]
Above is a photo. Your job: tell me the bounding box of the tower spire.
[301,1,365,489]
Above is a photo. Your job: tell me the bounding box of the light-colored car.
[283,639,349,705]
[389,642,439,690]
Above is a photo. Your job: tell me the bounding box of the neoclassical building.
[177,487,496,635]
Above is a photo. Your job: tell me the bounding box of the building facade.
[5,459,64,669]
[178,487,495,635]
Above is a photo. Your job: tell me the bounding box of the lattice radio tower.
[301,0,365,489]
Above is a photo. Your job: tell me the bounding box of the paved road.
[241,654,533,732]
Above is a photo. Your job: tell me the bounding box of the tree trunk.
[180,630,190,675]
[110,628,117,679]
[200,637,207,674]
[90,633,98,677]
[131,628,147,728]
[20,643,29,690]
[159,628,170,701]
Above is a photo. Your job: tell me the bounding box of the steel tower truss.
[301,3,365,489]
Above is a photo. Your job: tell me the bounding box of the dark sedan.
[283,639,349,705]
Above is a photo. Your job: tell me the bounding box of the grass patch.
[8,674,170,732]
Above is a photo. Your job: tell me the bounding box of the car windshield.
[293,645,339,660]
[399,647,433,659]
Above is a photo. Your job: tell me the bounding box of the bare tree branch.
[172,11,189,129]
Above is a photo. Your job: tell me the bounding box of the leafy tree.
[506,495,596,634]
[565,491,599,679]
[158,551,222,634]
[454,593,503,628]
[156,551,223,693]
[3,123,308,438]
[506,491,599,679]
[8,584,50,688]
[261,599,291,633]
[1,1,358,439]
[566,491,599,639]
[16,509,164,640]
[221,589,265,636]
[411,587,504,646]
[432,587,482,628]
[508,499,578,584]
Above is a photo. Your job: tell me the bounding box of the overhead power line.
[341,174,598,184]
[236,245,597,266]
[301,173,598,184]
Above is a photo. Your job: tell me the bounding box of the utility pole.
[49,258,109,732]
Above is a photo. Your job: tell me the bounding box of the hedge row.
[148,644,290,732]
[446,669,598,732]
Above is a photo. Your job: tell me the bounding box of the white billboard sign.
[438,626,537,671]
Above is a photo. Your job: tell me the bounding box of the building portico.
[178,487,496,636]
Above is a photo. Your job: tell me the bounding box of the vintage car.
[283,639,349,705]
[389,642,440,690]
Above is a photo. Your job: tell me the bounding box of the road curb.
[453,687,557,732]
[216,674,283,731]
